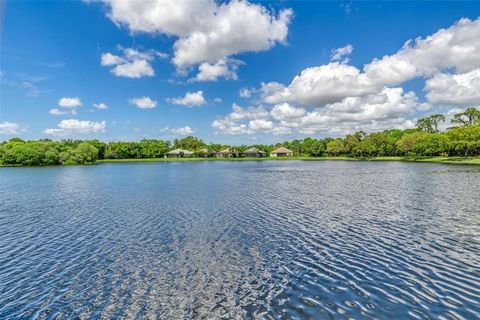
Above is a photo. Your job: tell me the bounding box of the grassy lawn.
[97,156,480,164]
[412,156,480,164]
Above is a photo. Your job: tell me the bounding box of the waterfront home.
[270,147,293,157]
[166,148,194,158]
[197,148,211,157]
[216,148,236,158]
[242,147,267,158]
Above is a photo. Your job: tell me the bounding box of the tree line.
[1,107,479,166]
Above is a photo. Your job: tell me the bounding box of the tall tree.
[416,114,445,133]
[451,108,480,126]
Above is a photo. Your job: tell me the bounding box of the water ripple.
[0,161,479,319]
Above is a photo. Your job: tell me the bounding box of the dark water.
[1,161,479,319]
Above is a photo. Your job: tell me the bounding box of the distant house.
[216,148,236,158]
[270,147,293,157]
[166,148,194,158]
[196,148,211,158]
[242,147,267,158]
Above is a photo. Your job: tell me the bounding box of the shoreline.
[96,156,480,165]
[2,156,479,167]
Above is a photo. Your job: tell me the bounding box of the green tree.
[416,114,445,133]
[343,134,360,155]
[326,139,345,156]
[139,139,169,158]
[74,142,99,164]
[354,138,378,157]
[451,107,480,126]
[446,125,480,157]
[173,136,205,150]
[310,140,325,156]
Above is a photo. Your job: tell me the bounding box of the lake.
[1,161,479,319]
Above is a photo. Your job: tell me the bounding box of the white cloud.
[59,97,82,108]
[331,44,353,63]
[290,87,422,135]
[167,91,206,107]
[111,59,154,78]
[212,119,252,135]
[271,103,305,120]
[93,102,108,110]
[211,103,270,134]
[228,104,269,121]
[208,18,480,136]
[248,119,273,131]
[170,126,195,135]
[50,97,81,116]
[101,52,124,66]
[239,87,252,98]
[193,59,243,82]
[104,0,292,67]
[364,17,480,86]
[213,97,222,103]
[424,69,480,106]
[261,18,480,108]
[129,96,157,109]
[212,88,423,136]
[262,63,376,106]
[49,108,77,116]
[101,47,164,78]
[44,119,106,135]
[0,122,25,135]
[260,81,291,105]
[322,87,420,123]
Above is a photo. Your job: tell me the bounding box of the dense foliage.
[1,108,479,165]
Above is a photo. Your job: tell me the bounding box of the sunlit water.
[1,161,479,319]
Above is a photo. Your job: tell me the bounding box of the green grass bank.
[97,156,480,165]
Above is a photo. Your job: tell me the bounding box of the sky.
[1,1,480,144]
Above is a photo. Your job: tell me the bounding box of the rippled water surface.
[1,161,480,319]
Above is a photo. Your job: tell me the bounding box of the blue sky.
[1,1,480,144]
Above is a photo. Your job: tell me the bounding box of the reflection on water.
[1,161,479,319]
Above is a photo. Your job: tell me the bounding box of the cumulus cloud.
[261,18,480,108]
[93,102,108,110]
[212,104,271,134]
[103,0,292,69]
[293,88,422,134]
[214,18,480,136]
[101,47,165,78]
[101,52,124,66]
[260,81,291,105]
[50,97,81,116]
[229,104,269,121]
[44,119,106,135]
[129,96,157,109]
[364,17,480,86]
[331,44,353,63]
[112,59,154,78]
[262,63,376,106]
[239,87,252,98]
[167,91,206,107]
[271,103,306,120]
[59,97,82,108]
[170,126,195,135]
[424,69,480,106]
[212,119,252,135]
[0,122,25,135]
[212,88,423,136]
[248,119,273,131]
[193,59,243,82]
[212,103,270,134]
